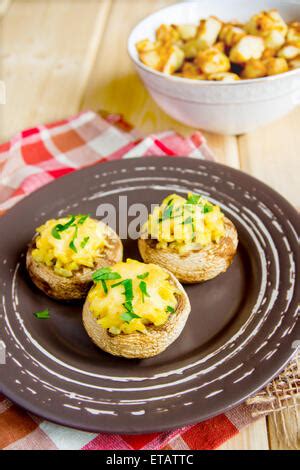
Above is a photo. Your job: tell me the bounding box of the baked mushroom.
[138,193,238,284]
[26,214,123,300]
[82,259,191,359]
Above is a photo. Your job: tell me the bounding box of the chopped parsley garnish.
[166,306,175,314]
[123,301,134,312]
[69,225,78,252]
[51,215,76,239]
[92,268,122,295]
[160,204,173,221]
[137,272,149,280]
[120,299,138,322]
[51,214,90,242]
[203,204,213,213]
[139,280,150,303]
[120,311,140,323]
[77,214,90,225]
[92,267,122,282]
[186,194,201,205]
[101,279,108,294]
[112,279,134,301]
[182,216,193,225]
[186,194,214,214]
[34,308,50,319]
[112,279,138,323]
[80,236,90,248]
[51,226,62,240]
[122,279,134,302]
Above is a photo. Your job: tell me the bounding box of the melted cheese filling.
[88,259,179,335]
[144,193,226,254]
[31,216,109,277]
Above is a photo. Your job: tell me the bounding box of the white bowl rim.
[127,0,300,87]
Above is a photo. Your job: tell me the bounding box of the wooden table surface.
[1,0,299,450]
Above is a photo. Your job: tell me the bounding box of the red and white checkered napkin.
[0,110,257,450]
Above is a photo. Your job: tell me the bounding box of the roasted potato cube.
[215,41,226,53]
[246,10,287,50]
[175,24,197,41]
[176,62,206,80]
[136,39,158,53]
[264,30,286,50]
[183,35,223,60]
[181,62,201,77]
[139,50,162,70]
[287,22,300,48]
[197,16,222,49]
[242,59,267,78]
[182,39,200,59]
[230,35,265,63]
[208,72,240,82]
[264,57,289,75]
[156,24,181,44]
[246,9,288,37]
[288,55,300,69]
[262,47,277,59]
[277,45,300,60]
[162,45,185,74]
[219,24,246,47]
[196,47,230,74]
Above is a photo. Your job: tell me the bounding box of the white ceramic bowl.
[128,0,300,135]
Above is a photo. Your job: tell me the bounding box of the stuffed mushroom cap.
[82,259,191,358]
[26,215,123,300]
[138,193,238,283]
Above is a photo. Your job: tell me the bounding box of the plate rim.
[0,156,299,434]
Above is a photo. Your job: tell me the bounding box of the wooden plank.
[1,0,112,142]
[81,0,239,168]
[0,0,11,17]
[268,411,300,450]
[219,418,269,450]
[238,107,300,208]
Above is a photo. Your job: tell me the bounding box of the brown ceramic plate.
[0,157,299,434]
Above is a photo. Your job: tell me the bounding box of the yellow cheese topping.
[143,193,225,254]
[88,259,179,335]
[31,215,109,277]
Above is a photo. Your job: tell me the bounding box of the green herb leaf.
[112,279,136,319]
[111,280,123,288]
[137,272,149,280]
[34,308,50,319]
[203,204,213,213]
[123,301,134,312]
[92,268,122,282]
[51,215,76,239]
[69,225,78,253]
[162,204,173,220]
[101,279,108,294]
[51,226,62,240]
[139,280,150,303]
[186,194,201,205]
[120,311,140,323]
[77,214,90,225]
[166,306,175,314]
[122,279,133,302]
[69,240,77,252]
[57,216,76,231]
[182,216,193,225]
[80,236,90,249]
